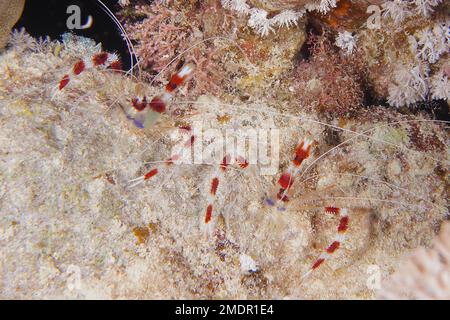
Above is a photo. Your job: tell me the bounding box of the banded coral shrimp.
[1,20,448,300]
[52,35,448,291]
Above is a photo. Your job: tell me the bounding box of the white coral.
[221,0,251,13]
[381,0,412,24]
[381,0,443,20]
[272,9,305,28]
[118,0,130,6]
[430,68,450,100]
[335,31,357,55]
[415,23,449,64]
[8,28,37,53]
[221,0,333,37]
[247,8,275,37]
[304,0,337,14]
[387,63,430,107]
[61,33,102,58]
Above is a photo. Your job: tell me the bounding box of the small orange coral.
[320,0,373,30]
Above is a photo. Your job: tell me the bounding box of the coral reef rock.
[0,31,448,299]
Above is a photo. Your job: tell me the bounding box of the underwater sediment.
[0,0,448,299]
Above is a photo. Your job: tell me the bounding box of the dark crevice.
[14,0,133,70]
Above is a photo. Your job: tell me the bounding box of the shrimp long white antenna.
[96,0,141,78]
[149,36,258,86]
[265,138,313,210]
[296,127,381,187]
[175,100,449,165]
[125,62,196,128]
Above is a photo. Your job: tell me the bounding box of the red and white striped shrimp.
[264,138,350,279]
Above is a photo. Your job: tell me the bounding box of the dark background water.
[14,0,134,70]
